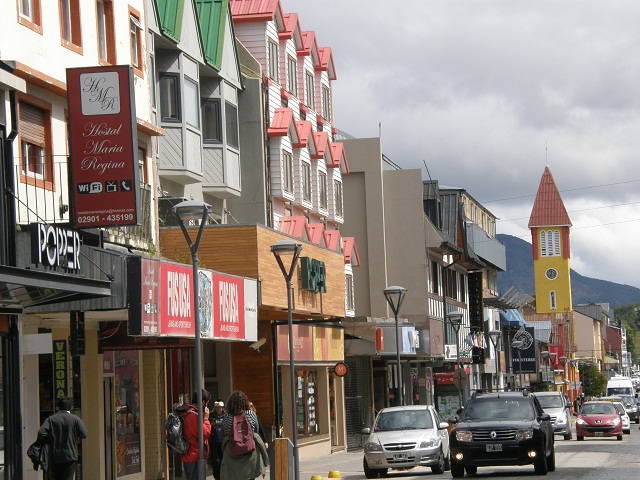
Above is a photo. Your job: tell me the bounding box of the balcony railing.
[12,160,153,248]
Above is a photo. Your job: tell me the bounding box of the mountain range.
[496,234,640,307]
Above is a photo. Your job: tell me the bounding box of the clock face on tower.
[545,268,558,280]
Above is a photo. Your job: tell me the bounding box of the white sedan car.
[362,405,450,478]
[612,401,631,434]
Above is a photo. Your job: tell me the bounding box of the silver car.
[362,405,450,478]
[533,391,572,440]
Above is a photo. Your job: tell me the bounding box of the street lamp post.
[448,312,464,407]
[488,330,502,391]
[173,200,211,480]
[271,240,302,480]
[384,286,407,407]
[512,340,524,388]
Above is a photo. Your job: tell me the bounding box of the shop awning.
[500,309,526,327]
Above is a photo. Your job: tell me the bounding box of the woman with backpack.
[221,390,269,479]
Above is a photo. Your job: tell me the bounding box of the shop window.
[283,152,293,194]
[159,74,180,122]
[203,99,222,143]
[287,55,297,95]
[296,369,318,437]
[129,7,143,77]
[114,350,142,476]
[318,171,327,209]
[18,97,54,190]
[18,0,42,33]
[59,0,82,52]
[268,39,279,82]
[302,162,311,202]
[225,102,239,149]
[305,71,315,110]
[97,0,116,64]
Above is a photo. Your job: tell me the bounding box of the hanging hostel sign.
[66,65,140,228]
[127,257,257,341]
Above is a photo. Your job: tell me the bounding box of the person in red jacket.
[178,389,212,480]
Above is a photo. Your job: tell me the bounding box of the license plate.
[594,432,604,437]
[393,453,408,460]
[486,444,502,452]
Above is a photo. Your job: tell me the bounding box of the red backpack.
[228,413,256,457]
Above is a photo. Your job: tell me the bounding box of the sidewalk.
[263,450,364,480]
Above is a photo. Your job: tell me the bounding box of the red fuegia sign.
[66,65,140,228]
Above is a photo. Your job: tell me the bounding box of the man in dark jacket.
[179,389,212,480]
[37,397,88,480]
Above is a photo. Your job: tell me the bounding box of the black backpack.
[228,412,256,457]
[165,410,194,456]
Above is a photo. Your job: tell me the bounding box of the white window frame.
[283,152,294,194]
[346,274,354,312]
[268,40,279,82]
[302,162,312,202]
[319,171,327,209]
[287,55,297,95]
[305,71,315,110]
[334,179,343,216]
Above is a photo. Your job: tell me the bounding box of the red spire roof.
[528,166,572,228]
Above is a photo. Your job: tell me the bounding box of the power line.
[497,201,640,223]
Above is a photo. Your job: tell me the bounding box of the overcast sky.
[281,1,640,289]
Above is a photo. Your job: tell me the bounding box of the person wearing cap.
[209,398,227,480]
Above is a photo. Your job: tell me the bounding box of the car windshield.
[581,403,617,415]
[619,395,635,406]
[374,410,433,431]
[613,403,626,414]
[462,399,534,421]
[536,395,563,409]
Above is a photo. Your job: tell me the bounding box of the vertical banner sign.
[53,340,68,400]
[510,327,536,374]
[160,262,194,337]
[66,65,140,228]
[213,273,245,340]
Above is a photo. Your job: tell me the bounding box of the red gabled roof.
[277,216,306,239]
[299,31,318,59]
[279,13,299,40]
[305,222,324,245]
[311,131,329,160]
[323,229,340,251]
[293,121,316,154]
[230,0,282,24]
[528,166,572,228]
[329,142,349,174]
[315,47,336,80]
[268,108,300,143]
[342,237,360,266]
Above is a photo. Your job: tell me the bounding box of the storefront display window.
[114,350,141,476]
[296,369,318,437]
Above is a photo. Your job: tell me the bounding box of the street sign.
[453,369,468,389]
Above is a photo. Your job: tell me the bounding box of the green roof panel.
[156,0,185,43]
[195,0,226,70]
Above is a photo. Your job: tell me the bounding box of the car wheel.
[546,442,556,472]
[431,449,446,475]
[450,459,465,478]
[636,417,640,425]
[577,435,584,441]
[465,466,477,474]
[564,428,572,440]
[617,434,623,441]
[624,429,630,435]
[362,457,381,479]
[534,448,548,475]
[444,452,451,471]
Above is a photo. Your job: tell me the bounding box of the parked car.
[600,397,631,434]
[576,401,623,441]
[362,405,450,478]
[533,391,573,440]
[448,390,555,477]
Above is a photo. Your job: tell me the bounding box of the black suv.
[449,391,555,477]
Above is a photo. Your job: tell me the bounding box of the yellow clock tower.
[528,166,572,313]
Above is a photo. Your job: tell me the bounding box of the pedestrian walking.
[179,389,212,480]
[209,399,227,480]
[36,397,88,480]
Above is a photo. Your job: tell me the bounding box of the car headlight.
[420,438,439,448]
[515,428,533,440]
[627,406,637,413]
[365,441,383,452]
[556,412,568,424]
[612,417,621,425]
[576,418,586,425]
[455,430,473,442]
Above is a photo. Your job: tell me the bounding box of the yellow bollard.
[328,472,341,479]
[311,476,323,480]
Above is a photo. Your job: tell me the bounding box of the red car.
[576,401,623,441]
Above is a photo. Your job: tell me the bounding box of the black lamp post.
[384,286,407,407]
[488,329,502,390]
[512,340,524,388]
[271,240,302,480]
[448,311,464,406]
[173,200,211,480]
